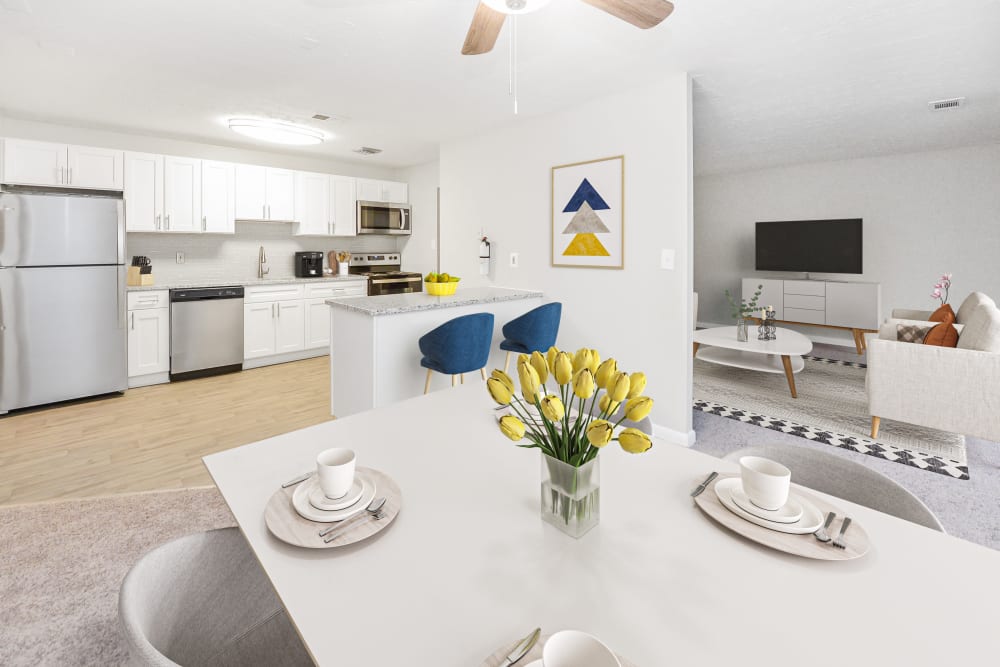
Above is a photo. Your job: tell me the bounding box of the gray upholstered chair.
[119,527,313,667]
[723,444,944,532]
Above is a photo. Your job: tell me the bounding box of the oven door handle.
[370,277,421,285]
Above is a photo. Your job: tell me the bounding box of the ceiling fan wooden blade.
[578,0,674,29]
[462,2,507,55]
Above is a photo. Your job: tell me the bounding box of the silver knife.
[281,472,314,488]
[690,471,719,497]
[502,627,540,666]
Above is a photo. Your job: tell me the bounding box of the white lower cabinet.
[305,299,331,348]
[244,301,279,359]
[127,291,170,386]
[275,300,305,353]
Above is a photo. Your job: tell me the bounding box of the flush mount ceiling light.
[227,118,325,145]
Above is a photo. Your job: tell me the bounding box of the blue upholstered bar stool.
[499,302,562,372]
[419,313,495,393]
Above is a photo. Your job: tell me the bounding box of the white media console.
[742,278,881,354]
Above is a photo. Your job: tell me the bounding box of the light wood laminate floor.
[0,358,333,505]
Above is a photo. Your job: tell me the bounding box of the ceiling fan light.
[227,118,325,145]
[483,0,551,15]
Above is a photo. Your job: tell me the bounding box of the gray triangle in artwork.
[560,201,611,234]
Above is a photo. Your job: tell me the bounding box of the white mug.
[739,456,791,511]
[543,630,621,667]
[316,448,356,499]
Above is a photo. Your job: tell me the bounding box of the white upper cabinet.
[201,160,236,234]
[357,178,408,203]
[293,171,330,236]
[124,152,163,232]
[331,175,357,237]
[67,144,124,189]
[162,156,201,232]
[235,165,295,221]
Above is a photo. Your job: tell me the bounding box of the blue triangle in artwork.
[562,178,610,213]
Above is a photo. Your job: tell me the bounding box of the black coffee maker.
[294,251,323,278]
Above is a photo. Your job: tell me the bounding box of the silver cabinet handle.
[271,303,276,318]
[130,312,135,329]
[267,204,271,219]
[165,214,170,230]
[68,167,73,184]
[155,214,161,230]
[277,303,281,319]
[202,215,207,231]
[263,204,267,219]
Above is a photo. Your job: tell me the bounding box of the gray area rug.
[694,354,968,478]
[0,487,235,666]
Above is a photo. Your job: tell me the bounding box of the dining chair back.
[119,527,313,667]
[499,302,562,371]
[419,312,495,392]
[723,444,944,532]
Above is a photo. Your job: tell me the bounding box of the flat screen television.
[755,219,863,274]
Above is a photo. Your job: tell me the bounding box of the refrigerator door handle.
[116,200,125,265]
[0,268,15,412]
[117,265,126,330]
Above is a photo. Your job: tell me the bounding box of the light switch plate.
[176,252,185,264]
[509,252,519,268]
[660,248,675,270]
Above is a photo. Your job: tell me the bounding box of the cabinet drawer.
[127,290,169,310]
[245,284,304,302]
[783,307,826,325]
[784,280,826,297]
[783,294,825,311]
[306,281,367,299]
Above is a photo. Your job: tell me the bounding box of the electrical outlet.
[660,248,675,270]
[509,252,519,268]
[176,252,185,264]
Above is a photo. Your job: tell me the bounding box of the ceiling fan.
[462,0,675,55]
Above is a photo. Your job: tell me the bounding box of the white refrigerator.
[0,189,127,413]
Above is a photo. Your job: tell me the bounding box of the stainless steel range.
[348,253,422,296]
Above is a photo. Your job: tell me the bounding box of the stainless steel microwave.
[357,201,411,236]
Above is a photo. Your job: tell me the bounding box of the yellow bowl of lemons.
[425,272,460,296]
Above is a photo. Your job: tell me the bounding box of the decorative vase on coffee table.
[736,318,749,342]
[541,453,600,538]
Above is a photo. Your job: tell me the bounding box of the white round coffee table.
[692,326,813,398]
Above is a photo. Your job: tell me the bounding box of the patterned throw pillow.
[897,323,933,344]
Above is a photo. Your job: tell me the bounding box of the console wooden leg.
[871,416,881,439]
[781,355,798,398]
[424,369,433,395]
[693,342,700,358]
[852,329,864,355]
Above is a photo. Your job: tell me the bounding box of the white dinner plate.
[729,484,803,524]
[292,473,376,523]
[714,477,822,534]
[308,475,365,511]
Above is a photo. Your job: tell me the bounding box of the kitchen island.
[327,287,543,417]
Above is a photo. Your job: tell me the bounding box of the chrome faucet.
[258,245,270,279]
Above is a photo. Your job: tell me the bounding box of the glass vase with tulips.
[486,347,654,537]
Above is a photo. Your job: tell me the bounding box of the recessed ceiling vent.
[312,114,331,121]
[928,97,966,111]
[353,147,383,156]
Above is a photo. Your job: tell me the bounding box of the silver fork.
[813,512,836,543]
[318,497,387,538]
[832,517,852,549]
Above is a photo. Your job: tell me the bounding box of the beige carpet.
[0,487,235,666]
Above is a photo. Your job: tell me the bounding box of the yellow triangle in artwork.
[562,233,610,257]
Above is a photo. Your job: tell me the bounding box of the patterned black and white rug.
[694,355,969,480]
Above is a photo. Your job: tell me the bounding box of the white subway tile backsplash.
[126,222,401,285]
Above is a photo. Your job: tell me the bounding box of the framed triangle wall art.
[551,155,624,269]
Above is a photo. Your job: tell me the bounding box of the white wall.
[439,76,694,443]
[395,159,439,275]
[695,143,1000,343]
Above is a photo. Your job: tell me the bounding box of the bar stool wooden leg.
[461,374,465,384]
[504,351,511,373]
[424,369,433,395]
[480,368,487,380]
[871,416,881,439]
[451,375,458,387]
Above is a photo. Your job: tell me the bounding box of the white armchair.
[867,292,1000,442]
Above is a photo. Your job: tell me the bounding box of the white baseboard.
[128,372,170,388]
[653,423,697,447]
[243,348,327,370]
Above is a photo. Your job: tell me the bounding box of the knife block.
[127,267,155,286]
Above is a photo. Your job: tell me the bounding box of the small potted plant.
[725,284,763,342]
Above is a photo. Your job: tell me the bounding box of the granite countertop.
[326,286,543,316]
[126,275,367,291]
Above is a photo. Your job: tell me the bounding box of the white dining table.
[203,384,1000,666]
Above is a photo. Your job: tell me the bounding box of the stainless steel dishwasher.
[169,286,245,380]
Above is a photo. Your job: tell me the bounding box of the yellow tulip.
[619,427,652,453]
[553,351,574,385]
[628,372,647,398]
[595,358,618,389]
[486,377,513,405]
[545,346,560,373]
[540,394,565,422]
[572,348,593,373]
[491,369,515,393]
[530,350,549,385]
[573,368,596,400]
[624,396,653,422]
[499,415,526,441]
[586,419,614,447]
[588,349,601,374]
[518,353,530,368]
[518,359,540,402]
[608,371,631,402]
[599,393,621,417]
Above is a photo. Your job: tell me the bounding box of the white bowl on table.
[541,630,621,667]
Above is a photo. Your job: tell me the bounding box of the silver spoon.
[813,511,836,543]
[318,497,387,538]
